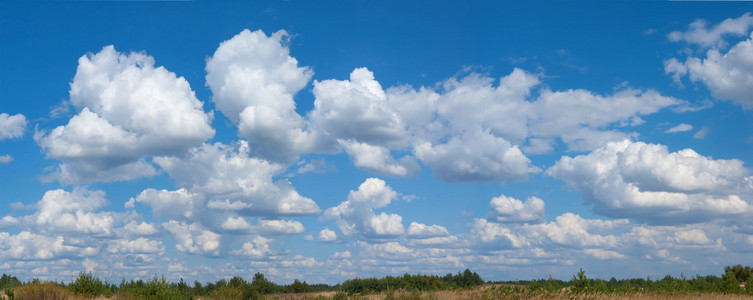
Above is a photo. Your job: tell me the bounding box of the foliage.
[725,264,752,283]
[339,269,483,295]
[117,275,189,300]
[67,271,107,297]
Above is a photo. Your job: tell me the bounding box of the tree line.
[0,265,751,299]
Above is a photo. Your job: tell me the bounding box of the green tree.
[570,268,589,294]
[725,265,752,283]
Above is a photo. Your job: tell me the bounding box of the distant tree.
[724,265,752,283]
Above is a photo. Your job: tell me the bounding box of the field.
[1,266,752,299]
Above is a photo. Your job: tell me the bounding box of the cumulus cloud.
[665,123,693,133]
[318,228,338,242]
[154,141,320,216]
[107,238,165,254]
[309,67,679,182]
[323,178,405,239]
[257,219,305,235]
[162,221,220,256]
[487,195,544,224]
[339,140,419,177]
[131,188,205,222]
[414,129,538,183]
[36,46,214,184]
[547,140,753,224]
[11,188,118,237]
[311,68,408,148]
[665,14,753,108]
[206,29,328,162]
[668,12,753,48]
[0,231,95,260]
[407,222,451,238]
[0,113,26,140]
[231,236,272,258]
[0,155,12,164]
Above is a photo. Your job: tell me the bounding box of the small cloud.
[460,210,474,217]
[0,154,12,164]
[295,159,337,175]
[694,127,710,139]
[671,99,713,113]
[643,28,658,36]
[665,123,693,133]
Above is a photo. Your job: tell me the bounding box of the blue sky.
[1,1,753,284]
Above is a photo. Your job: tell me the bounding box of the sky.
[1,1,753,285]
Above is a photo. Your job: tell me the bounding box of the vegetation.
[0,265,751,299]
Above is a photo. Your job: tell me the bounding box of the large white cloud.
[0,113,26,140]
[665,31,753,108]
[17,188,118,237]
[310,67,680,183]
[36,46,214,184]
[206,29,329,162]
[154,141,320,216]
[323,178,405,239]
[311,68,408,148]
[0,231,96,260]
[547,140,753,224]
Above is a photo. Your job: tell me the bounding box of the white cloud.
[674,229,711,245]
[20,188,117,236]
[312,68,408,148]
[584,249,625,260]
[323,178,405,239]
[339,139,419,177]
[407,222,450,238]
[487,195,544,224]
[665,123,693,133]
[154,141,320,216]
[257,219,305,235]
[318,228,337,242]
[665,31,753,108]
[122,220,159,236]
[0,155,12,164]
[0,113,26,140]
[0,231,92,260]
[668,13,753,48]
[231,236,272,258]
[414,129,538,184]
[220,217,253,232]
[536,213,624,248]
[468,218,526,249]
[162,221,220,256]
[107,238,164,254]
[206,29,328,162]
[36,46,214,184]
[132,188,204,222]
[547,140,753,224]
